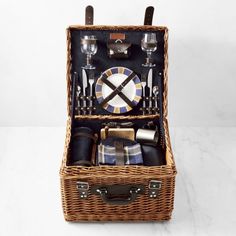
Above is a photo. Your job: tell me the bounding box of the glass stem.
[146,51,152,65]
[86,54,92,66]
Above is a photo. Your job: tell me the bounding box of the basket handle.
[84,5,154,25]
[90,184,145,205]
[96,187,141,205]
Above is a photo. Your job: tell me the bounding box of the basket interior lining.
[70,28,165,116]
[66,116,167,167]
[66,27,169,168]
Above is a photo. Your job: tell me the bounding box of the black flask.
[70,127,96,166]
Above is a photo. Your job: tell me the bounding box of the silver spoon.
[153,86,159,114]
[77,85,81,115]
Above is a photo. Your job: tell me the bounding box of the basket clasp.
[148,180,162,198]
[76,181,89,199]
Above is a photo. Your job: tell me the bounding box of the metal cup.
[136,128,159,145]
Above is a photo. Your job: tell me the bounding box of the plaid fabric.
[98,138,143,165]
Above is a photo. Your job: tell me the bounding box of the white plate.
[95,67,142,114]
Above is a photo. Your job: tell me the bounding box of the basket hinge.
[76,181,89,199]
[148,180,162,198]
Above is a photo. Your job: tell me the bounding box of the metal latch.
[76,181,89,199]
[148,180,162,198]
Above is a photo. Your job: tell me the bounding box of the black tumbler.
[141,145,166,166]
[70,127,95,166]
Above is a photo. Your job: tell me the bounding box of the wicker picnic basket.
[60,6,177,222]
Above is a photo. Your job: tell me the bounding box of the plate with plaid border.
[95,67,142,114]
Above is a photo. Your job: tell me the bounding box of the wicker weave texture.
[60,117,176,221]
[60,25,176,222]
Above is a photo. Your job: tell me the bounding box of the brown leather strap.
[114,141,125,166]
[91,134,98,165]
[110,33,126,40]
[144,6,154,25]
[102,122,134,128]
[100,72,136,107]
[85,5,94,25]
[104,126,109,139]
[101,75,134,108]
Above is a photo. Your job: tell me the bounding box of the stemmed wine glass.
[80,35,97,69]
[141,33,157,67]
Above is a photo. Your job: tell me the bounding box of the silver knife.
[82,69,88,115]
[147,68,153,113]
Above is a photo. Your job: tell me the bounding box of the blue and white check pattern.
[98,143,143,165]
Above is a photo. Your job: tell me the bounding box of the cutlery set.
[74,32,160,115]
[141,69,159,115]
[75,35,98,115]
[75,69,95,115]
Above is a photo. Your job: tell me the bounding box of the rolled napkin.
[98,137,143,165]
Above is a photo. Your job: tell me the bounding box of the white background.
[0,0,236,126]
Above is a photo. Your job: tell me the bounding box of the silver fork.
[88,71,94,115]
[141,74,147,114]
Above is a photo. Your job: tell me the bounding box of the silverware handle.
[90,85,93,97]
[155,96,158,114]
[149,96,152,108]
[155,102,158,113]
[89,99,93,115]
[83,99,87,115]
[142,86,146,114]
[89,84,93,115]
[77,92,81,115]
[149,97,152,114]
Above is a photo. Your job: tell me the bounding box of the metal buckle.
[76,181,89,199]
[148,180,161,198]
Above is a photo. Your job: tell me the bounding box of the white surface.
[0,0,236,126]
[0,127,236,236]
